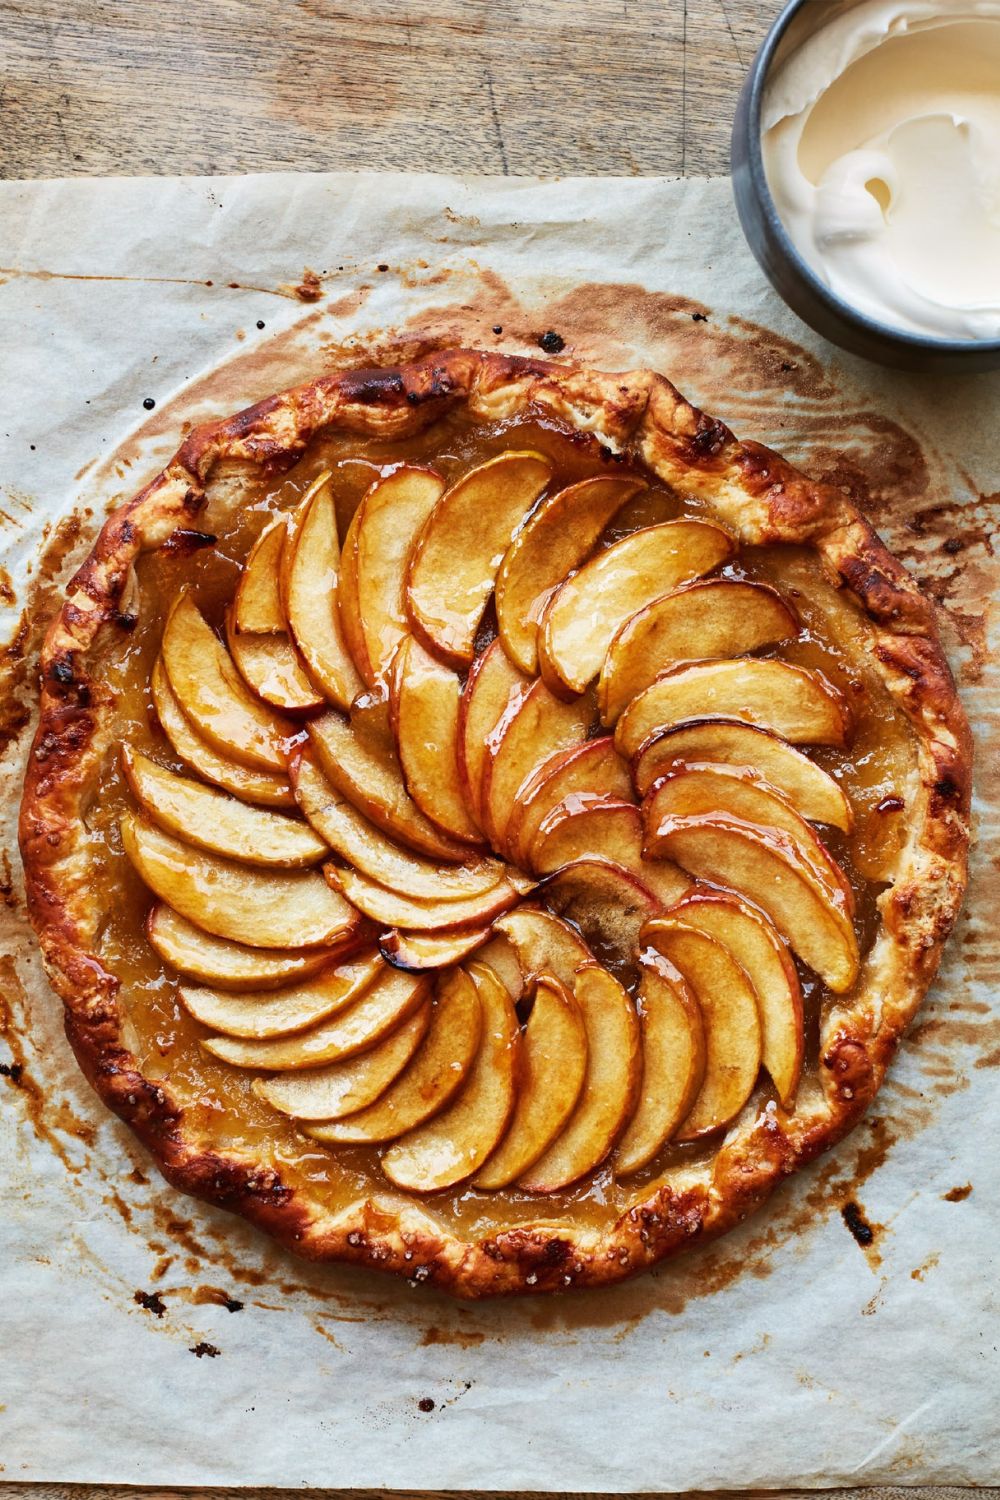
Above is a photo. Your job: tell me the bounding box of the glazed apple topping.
[118,442,884,1196]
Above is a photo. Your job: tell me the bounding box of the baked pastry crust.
[19,349,971,1296]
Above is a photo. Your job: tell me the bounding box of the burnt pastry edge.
[19,348,972,1298]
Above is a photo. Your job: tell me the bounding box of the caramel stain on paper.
[943,1182,972,1202]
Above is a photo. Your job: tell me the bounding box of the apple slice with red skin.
[474,973,588,1188]
[641,917,762,1140]
[631,717,853,831]
[306,966,483,1144]
[506,736,634,867]
[390,635,484,845]
[327,865,525,932]
[379,926,492,972]
[598,578,799,725]
[519,962,640,1193]
[381,961,521,1191]
[647,814,860,992]
[254,1001,431,1120]
[615,949,706,1174]
[495,474,647,674]
[615,658,850,760]
[538,519,736,697]
[337,466,445,686]
[481,677,593,845]
[532,794,690,906]
[668,887,804,1107]
[457,639,530,829]
[233,516,288,634]
[147,904,354,991]
[539,858,662,972]
[281,471,362,711]
[406,450,553,667]
[178,953,382,1039]
[493,908,591,990]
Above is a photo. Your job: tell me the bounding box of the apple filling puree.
[83,411,915,1238]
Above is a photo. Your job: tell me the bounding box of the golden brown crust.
[19,349,972,1297]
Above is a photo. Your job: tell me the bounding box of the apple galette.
[20,350,971,1296]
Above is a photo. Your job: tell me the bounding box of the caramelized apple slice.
[406,450,553,667]
[669,888,803,1107]
[475,974,588,1188]
[151,659,294,808]
[161,595,295,771]
[178,954,381,1038]
[233,516,288,634]
[641,918,762,1139]
[506,736,634,867]
[282,471,362,710]
[598,579,798,725]
[328,865,523,931]
[493,907,591,990]
[495,475,647,673]
[379,927,491,972]
[533,795,690,906]
[255,1002,431,1120]
[226,624,324,713]
[307,966,483,1143]
[481,678,592,844]
[615,659,850,760]
[292,756,504,901]
[540,858,661,971]
[123,746,327,869]
[520,962,640,1193]
[632,717,853,829]
[538,520,735,696]
[390,636,483,844]
[457,639,530,828]
[147,904,347,990]
[647,815,859,992]
[121,814,359,949]
[309,711,468,863]
[615,950,706,1174]
[473,933,525,1000]
[381,961,520,1190]
[202,967,430,1069]
[337,466,445,686]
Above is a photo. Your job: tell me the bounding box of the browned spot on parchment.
[943,1183,973,1202]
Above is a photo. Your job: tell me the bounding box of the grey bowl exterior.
[730,0,1000,374]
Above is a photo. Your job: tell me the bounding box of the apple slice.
[631,717,853,830]
[519,962,640,1193]
[178,954,382,1039]
[147,904,350,991]
[647,815,859,992]
[532,795,690,906]
[598,579,799,725]
[506,736,633,867]
[457,639,530,828]
[641,918,762,1139]
[123,746,327,869]
[282,471,362,710]
[540,858,661,970]
[337,466,445,686]
[643,766,853,912]
[379,927,491,972]
[493,907,592,990]
[120,813,360,949]
[328,865,524,931]
[473,933,524,1000]
[254,1001,431,1120]
[161,594,295,772]
[406,450,553,667]
[151,658,294,808]
[481,678,592,845]
[538,519,735,696]
[307,966,483,1143]
[615,658,850,760]
[615,950,706,1174]
[309,711,468,863]
[201,966,430,1069]
[233,516,288,634]
[226,623,324,713]
[495,475,647,673]
[390,636,483,844]
[291,756,504,902]
[669,888,803,1107]
[474,974,588,1188]
[381,961,521,1190]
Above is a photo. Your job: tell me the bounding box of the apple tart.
[20,350,971,1297]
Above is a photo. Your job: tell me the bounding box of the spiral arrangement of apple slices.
[122,454,861,1195]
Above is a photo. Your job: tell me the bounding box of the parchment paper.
[1,174,998,1490]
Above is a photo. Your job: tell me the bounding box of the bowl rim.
[742,0,1000,357]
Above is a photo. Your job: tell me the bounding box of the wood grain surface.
[0,0,770,178]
